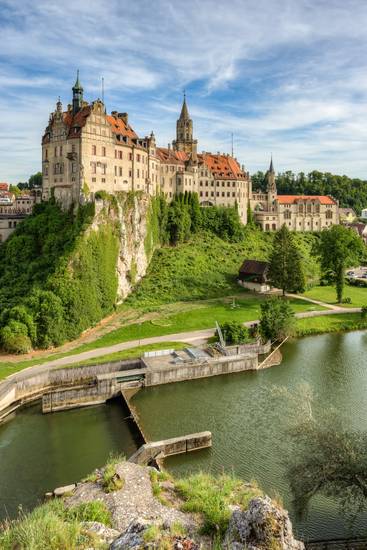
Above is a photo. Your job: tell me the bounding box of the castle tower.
[266,156,277,203]
[72,70,84,115]
[172,92,198,155]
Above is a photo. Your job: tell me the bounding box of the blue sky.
[1,0,367,182]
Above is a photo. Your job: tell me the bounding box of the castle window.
[101,164,106,175]
[72,144,76,153]
[326,210,333,219]
[129,170,132,177]
[92,145,96,155]
[284,210,291,220]
[129,153,133,161]
[102,146,106,156]
[227,192,230,197]
[137,154,141,162]
[119,167,122,177]
[217,191,219,197]
[45,149,48,160]
[54,146,57,157]
[91,162,96,174]
[137,169,140,178]
[114,166,117,176]
[60,146,63,156]
[115,150,117,159]
[119,151,122,160]
[71,162,77,173]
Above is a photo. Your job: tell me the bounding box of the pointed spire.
[73,69,83,92]
[269,155,274,173]
[179,90,189,119]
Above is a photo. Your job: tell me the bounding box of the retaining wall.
[0,358,142,421]
[145,354,258,386]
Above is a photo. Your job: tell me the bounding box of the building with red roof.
[250,159,339,231]
[41,75,251,222]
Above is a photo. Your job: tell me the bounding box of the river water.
[0,331,366,541]
[133,331,367,541]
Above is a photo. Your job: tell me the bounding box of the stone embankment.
[60,460,305,549]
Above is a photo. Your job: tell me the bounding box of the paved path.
[3,305,362,385]
[285,293,344,311]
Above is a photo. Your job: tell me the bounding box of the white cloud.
[1,0,367,180]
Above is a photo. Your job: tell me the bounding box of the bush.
[217,321,249,345]
[102,453,125,493]
[259,298,295,342]
[361,305,367,319]
[341,297,352,304]
[0,320,32,353]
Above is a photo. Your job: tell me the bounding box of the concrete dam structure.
[0,342,272,422]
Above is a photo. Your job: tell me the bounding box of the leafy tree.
[167,200,191,245]
[246,200,255,227]
[9,184,21,196]
[259,297,295,342]
[268,224,305,295]
[28,172,42,188]
[188,192,201,232]
[217,321,249,345]
[318,225,364,303]
[0,319,32,353]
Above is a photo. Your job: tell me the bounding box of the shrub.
[259,298,295,342]
[361,305,367,319]
[217,321,249,345]
[341,297,352,304]
[0,320,32,353]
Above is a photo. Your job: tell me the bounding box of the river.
[0,331,366,541]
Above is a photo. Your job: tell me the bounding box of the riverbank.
[0,458,305,550]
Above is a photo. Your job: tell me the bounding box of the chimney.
[118,112,128,124]
[111,110,118,118]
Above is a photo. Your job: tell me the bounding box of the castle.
[42,73,338,231]
[42,74,251,223]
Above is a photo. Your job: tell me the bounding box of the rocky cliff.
[93,192,157,302]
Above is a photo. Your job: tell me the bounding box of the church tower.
[72,70,84,115]
[172,93,198,155]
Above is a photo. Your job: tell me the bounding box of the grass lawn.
[296,312,367,336]
[0,294,323,379]
[303,285,367,308]
[67,295,325,354]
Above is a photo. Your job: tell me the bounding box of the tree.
[217,321,249,345]
[28,172,42,188]
[318,225,364,303]
[268,224,305,295]
[288,414,367,521]
[259,297,295,342]
[246,200,255,227]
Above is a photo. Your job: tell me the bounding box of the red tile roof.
[276,195,337,205]
[0,183,9,190]
[199,153,246,180]
[156,148,188,164]
[106,115,138,139]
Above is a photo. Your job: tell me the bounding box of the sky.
[1,0,367,182]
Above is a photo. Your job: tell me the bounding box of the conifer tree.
[268,224,305,295]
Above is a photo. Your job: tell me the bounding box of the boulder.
[110,519,151,549]
[82,521,119,545]
[53,483,76,497]
[225,496,305,550]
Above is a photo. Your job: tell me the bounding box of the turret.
[72,70,84,115]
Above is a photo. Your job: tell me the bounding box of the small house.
[238,259,270,293]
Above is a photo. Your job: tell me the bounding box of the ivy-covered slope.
[0,190,163,353]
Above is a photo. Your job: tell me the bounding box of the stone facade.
[0,190,39,243]
[251,159,339,231]
[42,74,251,223]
